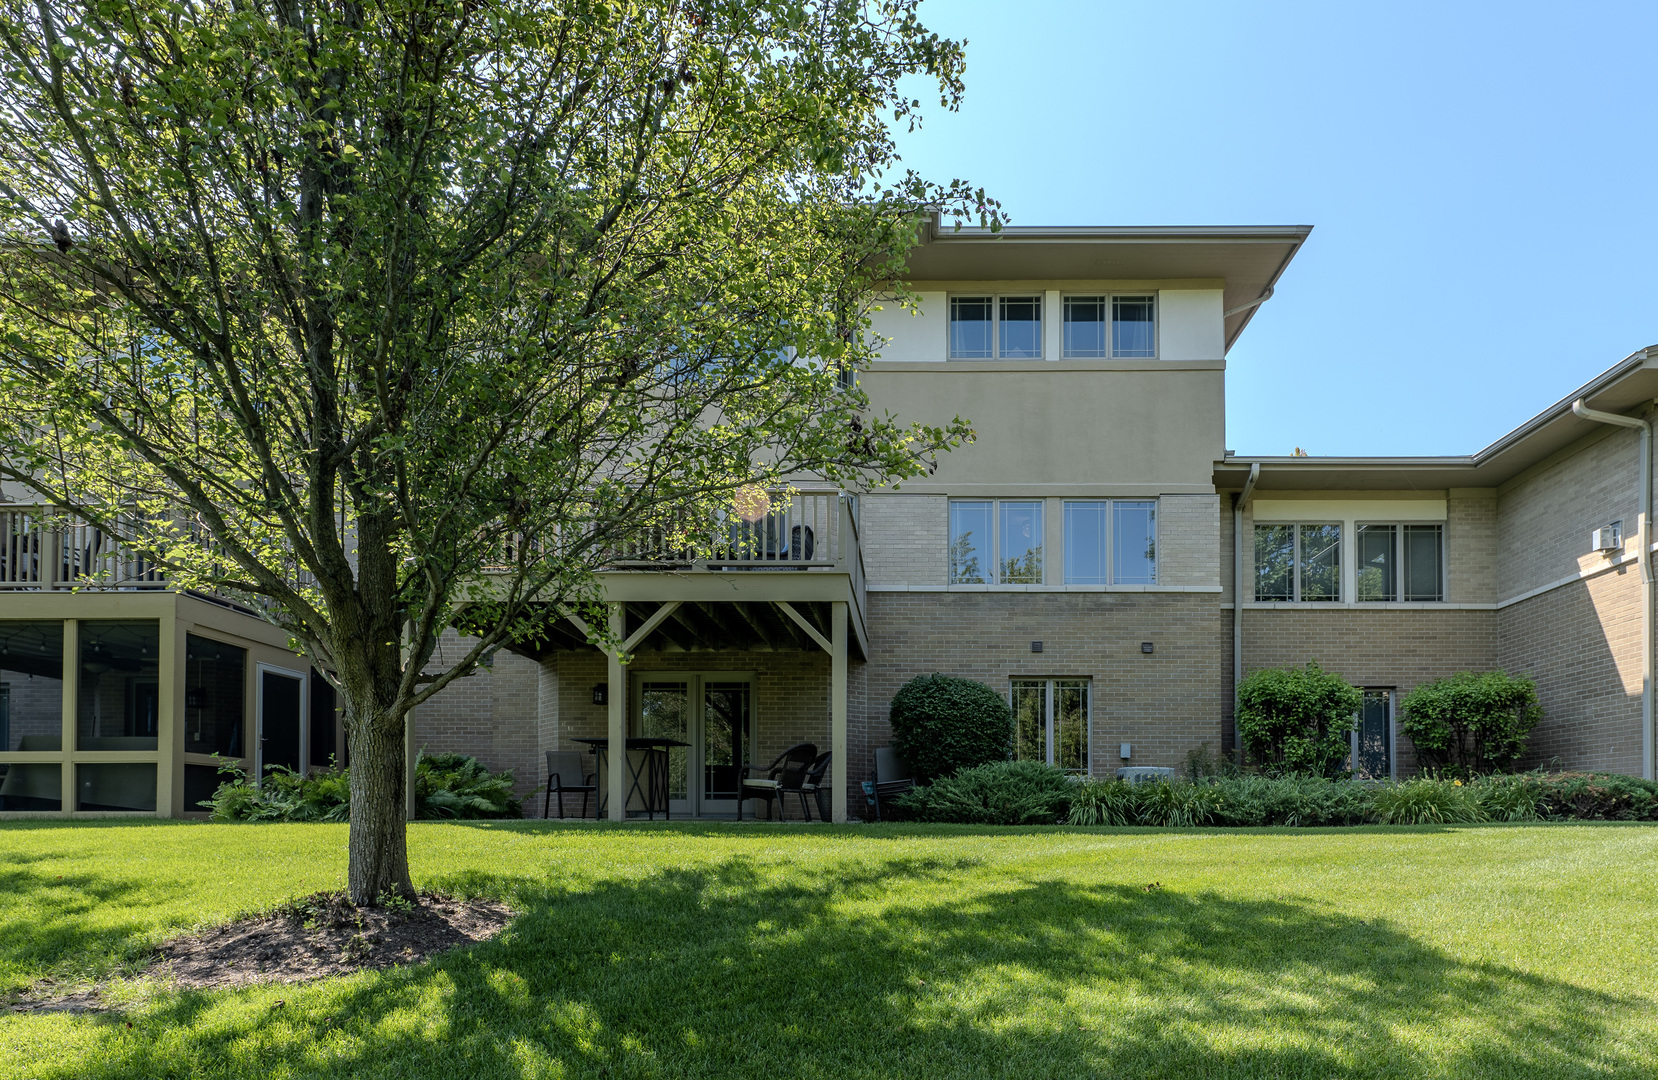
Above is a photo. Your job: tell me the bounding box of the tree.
[0,0,990,903]
[1235,662,1362,775]
[1399,671,1541,777]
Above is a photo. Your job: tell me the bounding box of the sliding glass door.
[633,673,754,816]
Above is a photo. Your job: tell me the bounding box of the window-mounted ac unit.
[1591,526,1622,552]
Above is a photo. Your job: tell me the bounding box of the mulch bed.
[8,891,512,1012]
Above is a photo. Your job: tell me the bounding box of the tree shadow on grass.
[10,854,1654,1080]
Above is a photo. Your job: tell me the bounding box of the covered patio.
[504,493,869,823]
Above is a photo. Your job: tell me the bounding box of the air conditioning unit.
[1591,525,1622,552]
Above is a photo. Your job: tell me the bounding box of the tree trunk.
[346,715,415,904]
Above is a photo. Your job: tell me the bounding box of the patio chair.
[869,746,915,822]
[737,742,818,821]
[793,751,833,821]
[543,750,597,820]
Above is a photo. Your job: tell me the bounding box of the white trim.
[1235,601,1495,611]
[1496,542,1653,609]
[871,584,1221,594]
[253,663,307,781]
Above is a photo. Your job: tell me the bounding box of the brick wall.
[1157,494,1222,587]
[1498,426,1637,600]
[1499,569,1644,774]
[408,629,541,803]
[1447,489,1498,604]
[864,591,1229,773]
[1240,608,1499,775]
[861,494,947,586]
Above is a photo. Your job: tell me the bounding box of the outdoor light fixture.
[592,683,608,706]
[1140,641,1154,654]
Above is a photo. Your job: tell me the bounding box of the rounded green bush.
[888,673,1014,782]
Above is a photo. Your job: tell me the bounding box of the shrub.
[1209,774,1375,827]
[1370,778,1484,825]
[888,673,1014,782]
[1469,772,1542,822]
[1136,779,1224,827]
[896,760,1072,825]
[1399,671,1541,776]
[1066,778,1137,826]
[1529,772,1658,821]
[203,752,521,821]
[1234,663,1363,775]
[201,759,349,822]
[415,752,522,819]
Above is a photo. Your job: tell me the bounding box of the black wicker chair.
[738,742,818,820]
[793,751,833,821]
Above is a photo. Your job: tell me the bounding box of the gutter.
[1570,399,1655,781]
[1232,462,1260,762]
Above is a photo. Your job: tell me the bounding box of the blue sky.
[891,0,1658,456]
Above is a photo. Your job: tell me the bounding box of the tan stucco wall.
[861,365,1225,492]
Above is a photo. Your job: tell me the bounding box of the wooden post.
[607,603,627,822]
[60,618,76,813]
[831,600,847,824]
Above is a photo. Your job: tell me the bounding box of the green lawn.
[1,821,1656,1078]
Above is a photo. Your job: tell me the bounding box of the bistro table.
[572,736,690,820]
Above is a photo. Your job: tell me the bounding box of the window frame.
[1010,677,1091,773]
[947,293,1045,360]
[948,499,1045,585]
[1253,521,1343,603]
[1062,498,1159,586]
[1061,292,1159,359]
[1355,521,1445,603]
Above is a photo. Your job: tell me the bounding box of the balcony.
[0,507,166,591]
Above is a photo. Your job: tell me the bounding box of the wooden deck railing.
[0,506,167,590]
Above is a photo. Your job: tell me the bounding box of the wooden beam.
[831,600,848,824]
[623,600,682,653]
[776,601,831,654]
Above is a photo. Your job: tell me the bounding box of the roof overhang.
[902,221,1313,351]
[1215,346,1658,492]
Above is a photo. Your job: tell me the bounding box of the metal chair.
[868,746,915,821]
[738,742,818,820]
[794,751,833,821]
[543,750,597,819]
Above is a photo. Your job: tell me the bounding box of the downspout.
[1571,399,1655,781]
[1232,463,1261,763]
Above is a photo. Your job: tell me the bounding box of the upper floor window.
[1063,500,1157,585]
[1255,523,1340,602]
[1357,524,1444,602]
[1063,295,1157,358]
[949,295,1042,359]
[949,500,1043,583]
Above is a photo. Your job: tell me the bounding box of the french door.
[633,673,755,816]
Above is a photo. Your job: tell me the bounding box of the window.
[950,500,1043,584]
[949,295,1042,359]
[1063,500,1157,585]
[1063,295,1158,358]
[1012,679,1090,772]
[1254,523,1341,602]
[1356,524,1444,602]
[1113,295,1156,357]
[1062,296,1107,357]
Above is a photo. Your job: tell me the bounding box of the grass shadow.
[13,851,1652,1079]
